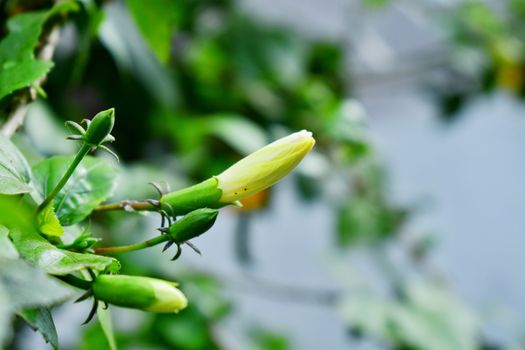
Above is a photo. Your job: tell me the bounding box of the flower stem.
[58,274,92,290]
[94,234,170,254]
[94,200,158,212]
[37,143,91,213]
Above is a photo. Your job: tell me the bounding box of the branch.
[1,26,60,138]
[94,200,158,212]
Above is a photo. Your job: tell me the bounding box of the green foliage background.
[1,0,524,349]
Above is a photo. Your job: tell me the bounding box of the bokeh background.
[4,0,525,349]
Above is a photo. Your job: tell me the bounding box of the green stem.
[94,200,158,212]
[37,143,91,213]
[58,274,92,290]
[94,234,170,254]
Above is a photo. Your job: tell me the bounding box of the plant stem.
[94,200,158,212]
[58,274,92,290]
[37,143,91,213]
[94,234,170,254]
[2,27,61,138]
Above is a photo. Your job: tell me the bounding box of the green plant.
[0,102,314,348]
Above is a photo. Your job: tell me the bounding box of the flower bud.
[84,108,115,146]
[165,208,219,243]
[216,130,315,202]
[160,130,315,214]
[92,275,187,313]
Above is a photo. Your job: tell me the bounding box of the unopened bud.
[216,130,315,202]
[165,208,218,243]
[92,275,187,313]
[84,108,115,146]
[160,130,315,215]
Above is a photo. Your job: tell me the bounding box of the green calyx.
[160,177,224,216]
[165,208,219,243]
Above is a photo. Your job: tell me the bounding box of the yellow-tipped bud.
[216,130,315,203]
[92,275,188,313]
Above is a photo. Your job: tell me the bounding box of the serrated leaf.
[10,228,120,275]
[37,204,64,237]
[0,259,74,309]
[32,155,117,226]
[0,1,79,100]
[18,308,59,350]
[0,132,32,194]
[97,304,118,350]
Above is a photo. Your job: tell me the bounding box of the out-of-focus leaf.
[18,308,59,350]
[32,156,117,226]
[37,204,64,237]
[112,163,184,201]
[337,163,407,246]
[392,282,478,350]
[97,304,118,350]
[339,292,396,340]
[153,306,221,350]
[184,273,233,322]
[98,1,178,107]
[81,321,111,350]
[0,284,11,347]
[362,0,390,8]
[25,101,76,155]
[0,225,18,259]
[0,1,79,100]
[207,115,268,156]
[340,282,478,350]
[0,132,32,194]
[126,0,180,63]
[249,326,290,350]
[10,228,120,275]
[0,259,74,309]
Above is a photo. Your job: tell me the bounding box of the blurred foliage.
[434,0,525,119]
[1,0,524,349]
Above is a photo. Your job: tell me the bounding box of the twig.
[94,200,158,212]
[1,26,60,138]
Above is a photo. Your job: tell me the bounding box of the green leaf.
[391,282,478,350]
[0,132,32,194]
[0,225,18,259]
[0,284,11,347]
[97,304,118,350]
[0,1,79,100]
[249,326,290,350]
[0,259,74,309]
[98,2,177,107]
[37,204,64,237]
[32,155,117,226]
[340,282,478,350]
[10,228,120,275]
[126,0,180,63]
[18,308,59,350]
[81,321,112,350]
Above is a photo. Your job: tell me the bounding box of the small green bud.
[92,275,188,313]
[165,208,219,243]
[84,108,115,146]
